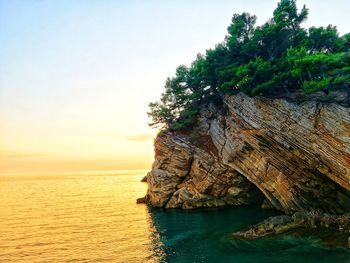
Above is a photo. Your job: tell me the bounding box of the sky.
[1,0,350,175]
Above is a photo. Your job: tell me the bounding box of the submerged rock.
[231,211,350,248]
[232,212,309,239]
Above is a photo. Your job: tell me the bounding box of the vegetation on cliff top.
[148,0,350,130]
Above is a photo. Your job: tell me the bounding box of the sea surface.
[1,172,350,263]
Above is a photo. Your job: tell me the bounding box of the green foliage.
[287,49,350,93]
[148,0,350,130]
[307,25,340,52]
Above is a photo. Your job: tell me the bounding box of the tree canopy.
[148,0,350,130]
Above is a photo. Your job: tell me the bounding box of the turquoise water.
[150,206,350,263]
[0,173,349,262]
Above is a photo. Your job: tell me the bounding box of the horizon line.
[0,168,149,177]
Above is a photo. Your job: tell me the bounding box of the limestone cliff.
[145,93,350,216]
[146,133,263,209]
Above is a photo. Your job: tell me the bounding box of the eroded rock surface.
[232,211,350,248]
[146,134,263,208]
[145,93,350,215]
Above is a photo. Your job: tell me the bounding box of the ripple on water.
[1,173,350,263]
[0,173,162,262]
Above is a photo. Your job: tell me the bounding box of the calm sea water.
[1,172,350,263]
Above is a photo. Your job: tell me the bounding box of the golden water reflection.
[0,172,164,262]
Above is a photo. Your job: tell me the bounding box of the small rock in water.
[136,197,146,204]
[141,174,148,182]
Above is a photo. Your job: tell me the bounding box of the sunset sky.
[1,0,350,175]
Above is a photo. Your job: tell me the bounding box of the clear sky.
[1,0,349,175]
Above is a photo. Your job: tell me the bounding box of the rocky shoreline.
[140,93,350,248]
[231,211,350,247]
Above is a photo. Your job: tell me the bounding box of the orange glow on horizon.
[0,124,157,175]
[0,155,154,176]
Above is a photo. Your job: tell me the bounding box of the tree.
[307,25,340,53]
[149,0,350,130]
[226,13,258,62]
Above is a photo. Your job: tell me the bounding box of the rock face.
[146,134,263,209]
[145,93,350,215]
[232,211,350,248]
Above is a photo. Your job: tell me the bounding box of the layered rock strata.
[143,92,350,244]
[231,211,350,248]
[146,134,263,209]
[232,212,350,240]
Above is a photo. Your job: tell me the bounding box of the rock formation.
[231,211,350,248]
[232,211,350,240]
[146,133,263,209]
[143,92,350,244]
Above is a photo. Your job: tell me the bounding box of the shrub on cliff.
[148,0,350,130]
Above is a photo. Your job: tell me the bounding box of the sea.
[1,172,350,263]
